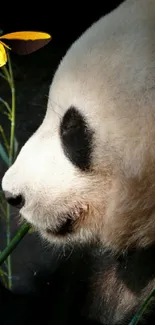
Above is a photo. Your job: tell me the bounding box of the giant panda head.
[2,0,155,252]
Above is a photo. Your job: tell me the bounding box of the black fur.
[0,245,101,325]
[4,192,24,209]
[1,244,155,324]
[60,106,94,171]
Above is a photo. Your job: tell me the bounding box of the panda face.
[1,65,112,247]
[2,0,155,252]
[1,97,110,247]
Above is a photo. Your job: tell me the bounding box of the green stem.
[2,52,16,289]
[6,204,11,288]
[0,98,12,115]
[7,52,15,289]
[2,66,11,85]
[0,251,8,270]
[0,267,8,287]
[7,52,15,166]
[0,223,31,267]
[0,125,10,154]
[129,289,155,325]
[0,201,7,216]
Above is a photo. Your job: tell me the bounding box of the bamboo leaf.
[0,97,11,114]
[0,125,9,152]
[0,72,7,81]
[0,142,9,165]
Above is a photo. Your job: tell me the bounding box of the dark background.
[0,0,124,292]
[1,2,123,46]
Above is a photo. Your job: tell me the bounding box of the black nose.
[4,191,24,209]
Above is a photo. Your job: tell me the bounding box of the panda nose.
[4,191,25,209]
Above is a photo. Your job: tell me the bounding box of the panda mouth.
[46,205,87,237]
[21,204,88,237]
[46,215,75,236]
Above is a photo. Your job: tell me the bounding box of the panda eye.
[60,109,80,134]
[60,106,93,171]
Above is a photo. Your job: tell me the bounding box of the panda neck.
[86,244,155,324]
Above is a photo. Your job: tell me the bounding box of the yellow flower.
[0,42,7,67]
[0,31,52,67]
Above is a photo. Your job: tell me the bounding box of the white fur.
[2,0,155,250]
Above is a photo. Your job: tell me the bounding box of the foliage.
[0,51,18,289]
[0,29,52,289]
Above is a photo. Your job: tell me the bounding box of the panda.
[1,0,155,324]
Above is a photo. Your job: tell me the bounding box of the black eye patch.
[60,106,93,171]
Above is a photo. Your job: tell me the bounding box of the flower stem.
[7,52,15,289]
[6,204,11,288]
[2,52,16,289]
[7,52,15,166]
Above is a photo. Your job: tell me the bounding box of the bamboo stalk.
[129,289,155,325]
[0,223,31,267]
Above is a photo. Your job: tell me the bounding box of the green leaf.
[0,97,11,114]
[0,142,9,165]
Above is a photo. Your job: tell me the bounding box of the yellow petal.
[0,31,51,41]
[0,43,7,67]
